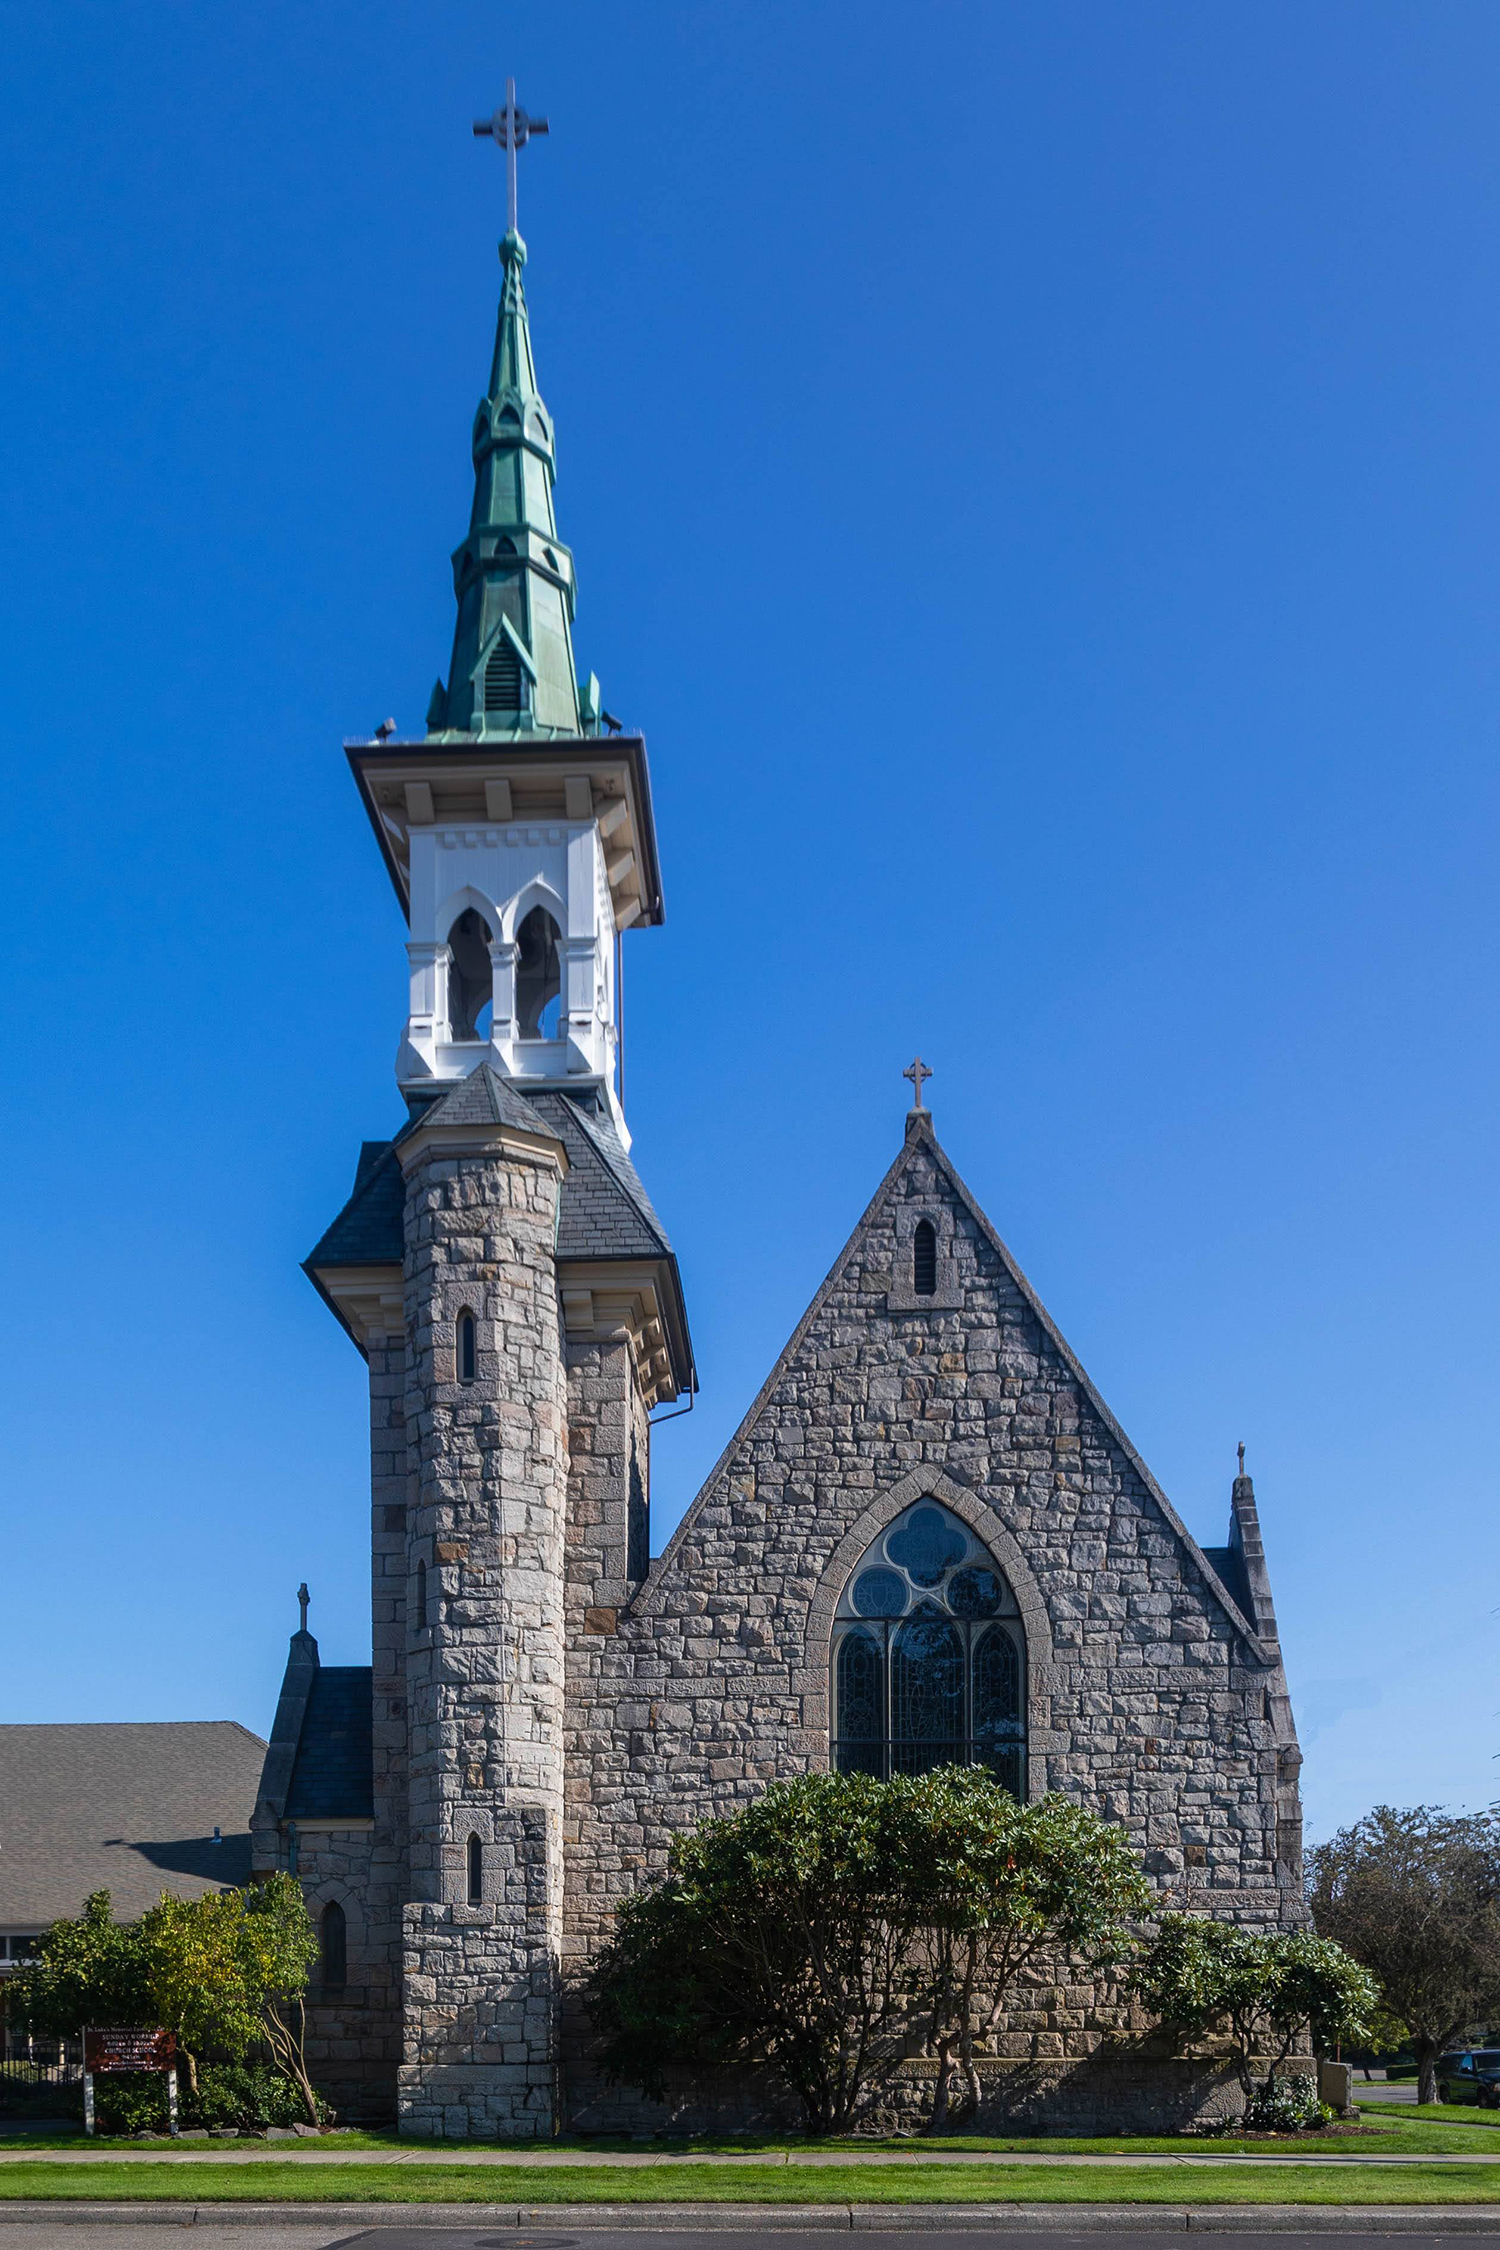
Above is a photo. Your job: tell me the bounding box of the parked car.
[1437,2051,1500,2107]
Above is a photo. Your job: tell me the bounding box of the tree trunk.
[928,2034,958,2135]
[1417,2044,1440,2107]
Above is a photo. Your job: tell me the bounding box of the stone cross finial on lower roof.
[1237,1442,1246,1476]
[903,1056,932,1111]
[297,1582,310,1633]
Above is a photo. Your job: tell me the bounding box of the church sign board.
[84,2028,175,2073]
[82,2028,178,2136]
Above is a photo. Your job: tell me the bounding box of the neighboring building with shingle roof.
[0,1722,266,1959]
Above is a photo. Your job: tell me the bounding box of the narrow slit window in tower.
[416,1560,428,1631]
[466,1834,483,1906]
[457,1310,477,1384]
[913,1219,938,1297]
[319,1900,346,1989]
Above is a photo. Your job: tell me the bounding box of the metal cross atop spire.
[903,1055,933,1111]
[473,78,549,235]
[297,1581,310,1633]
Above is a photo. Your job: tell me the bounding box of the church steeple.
[426,227,587,738]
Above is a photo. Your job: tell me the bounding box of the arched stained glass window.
[836,1629,884,1777]
[830,1498,1027,1796]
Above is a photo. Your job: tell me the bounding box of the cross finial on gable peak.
[297,1581,310,1634]
[903,1055,932,1111]
[1236,1441,1246,1476]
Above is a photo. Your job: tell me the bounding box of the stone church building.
[251,152,1304,2137]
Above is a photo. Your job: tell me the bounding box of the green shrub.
[1243,2073,1332,2133]
[93,2073,167,2135]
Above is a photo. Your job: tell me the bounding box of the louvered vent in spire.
[485,632,523,712]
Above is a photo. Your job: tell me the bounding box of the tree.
[893,1771,1152,2130]
[1309,1804,1500,2106]
[587,1767,1150,2135]
[1,1892,151,2042]
[1132,1915,1376,2107]
[2,1879,320,2121]
[142,1876,318,2112]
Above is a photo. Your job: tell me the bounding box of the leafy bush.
[1133,1915,1375,2108]
[589,1767,1150,2135]
[1243,2073,1331,2133]
[90,2061,326,2136]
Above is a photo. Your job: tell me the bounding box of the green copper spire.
[426,228,590,738]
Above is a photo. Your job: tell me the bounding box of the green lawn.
[1362,2099,1500,2129]
[4,2114,1500,2159]
[3,2158,1500,2205]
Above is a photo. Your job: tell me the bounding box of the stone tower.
[252,174,694,2138]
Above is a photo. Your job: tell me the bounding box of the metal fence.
[0,2035,83,2110]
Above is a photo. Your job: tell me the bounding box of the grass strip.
[5,2161,1500,2206]
[4,2122,1500,2159]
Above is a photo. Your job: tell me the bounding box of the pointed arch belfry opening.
[804,1464,1056,1801]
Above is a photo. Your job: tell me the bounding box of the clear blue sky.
[2,1,1496,1845]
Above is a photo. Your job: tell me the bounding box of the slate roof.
[283,1670,374,1823]
[304,1073,690,1368]
[524,1091,670,1259]
[0,1722,266,1928]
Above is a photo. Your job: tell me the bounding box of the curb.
[5,2206,1500,2233]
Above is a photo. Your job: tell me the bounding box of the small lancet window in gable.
[415,1560,428,1631]
[831,1498,1027,1798]
[913,1219,938,1298]
[457,1310,477,1385]
[319,1900,346,1989]
[466,1834,483,1906]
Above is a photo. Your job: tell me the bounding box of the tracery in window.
[831,1499,1026,1797]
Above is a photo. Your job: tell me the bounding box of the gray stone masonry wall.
[398,1123,569,2140]
[561,1333,652,2059]
[557,1113,1304,2133]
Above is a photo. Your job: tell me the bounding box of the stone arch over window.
[302,1880,362,1996]
[831,1497,1027,1797]
[804,1464,1056,1798]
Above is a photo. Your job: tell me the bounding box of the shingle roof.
[307,1082,672,1271]
[282,1670,374,1823]
[525,1092,670,1259]
[412,1063,555,1137]
[0,1722,266,1927]
[303,1072,694,1394]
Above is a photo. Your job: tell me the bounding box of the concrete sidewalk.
[2,2148,1500,2172]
